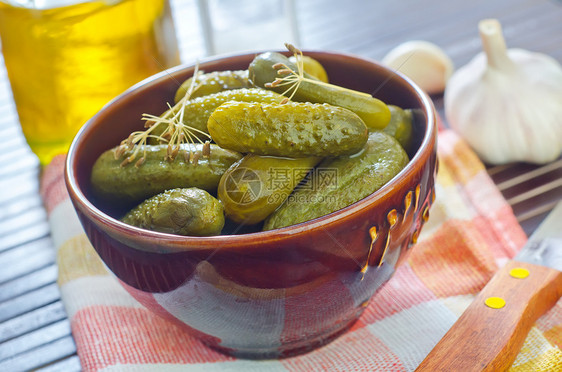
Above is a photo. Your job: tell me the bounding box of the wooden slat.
[36,356,82,372]
[0,146,29,164]
[0,302,67,343]
[486,156,562,235]
[0,265,57,302]
[496,160,562,191]
[0,207,48,237]
[0,136,31,157]
[0,125,22,141]
[0,111,17,126]
[0,237,55,283]
[0,193,42,221]
[0,336,77,372]
[516,200,562,225]
[0,320,71,362]
[506,178,562,206]
[0,221,51,253]
[0,154,39,178]
[0,283,61,323]
[0,173,40,206]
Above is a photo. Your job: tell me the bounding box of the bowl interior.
[67,50,433,241]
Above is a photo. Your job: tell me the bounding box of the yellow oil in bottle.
[0,0,180,165]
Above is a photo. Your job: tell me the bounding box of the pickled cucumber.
[91,143,242,206]
[218,154,321,224]
[263,131,409,230]
[381,105,414,153]
[149,88,285,143]
[288,55,329,83]
[121,188,224,236]
[208,101,368,158]
[174,70,251,103]
[249,52,391,130]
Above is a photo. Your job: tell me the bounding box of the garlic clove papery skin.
[445,19,562,165]
[382,40,453,95]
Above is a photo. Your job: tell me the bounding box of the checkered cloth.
[40,129,562,371]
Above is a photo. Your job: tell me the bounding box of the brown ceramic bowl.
[65,50,437,359]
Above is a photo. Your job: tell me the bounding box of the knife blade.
[416,201,562,372]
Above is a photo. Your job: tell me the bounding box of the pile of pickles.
[90,48,414,236]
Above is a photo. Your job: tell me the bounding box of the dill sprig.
[115,64,212,167]
[265,43,371,101]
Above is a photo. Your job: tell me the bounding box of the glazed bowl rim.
[65,49,436,250]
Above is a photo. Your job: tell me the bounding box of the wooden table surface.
[0,0,561,370]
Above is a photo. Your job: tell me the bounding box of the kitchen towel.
[40,129,562,371]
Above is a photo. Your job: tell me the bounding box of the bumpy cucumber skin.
[208,101,368,158]
[218,154,321,224]
[121,188,224,236]
[263,131,409,230]
[91,143,242,206]
[249,52,391,130]
[174,70,251,103]
[150,88,285,143]
[381,105,414,154]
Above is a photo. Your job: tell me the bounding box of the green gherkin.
[249,52,391,130]
[91,143,242,207]
[381,105,414,154]
[263,131,409,230]
[149,88,285,143]
[218,154,321,224]
[208,101,368,158]
[121,188,224,236]
[174,70,251,103]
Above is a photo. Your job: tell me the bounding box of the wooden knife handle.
[416,260,562,372]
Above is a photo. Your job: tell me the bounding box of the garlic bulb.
[382,40,453,94]
[445,19,562,165]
